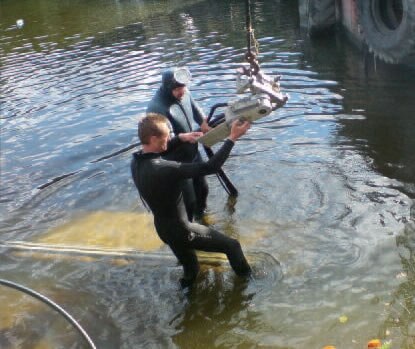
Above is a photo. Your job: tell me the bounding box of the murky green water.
[1,0,415,348]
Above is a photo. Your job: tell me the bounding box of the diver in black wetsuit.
[131,113,251,287]
[146,67,211,221]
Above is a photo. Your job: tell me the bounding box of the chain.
[245,0,260,75]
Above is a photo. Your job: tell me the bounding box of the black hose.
[203,145,238,196]
[207,102,228,122]
[205,104,238,197]
[0,278,97,349]
[208,113,226,128]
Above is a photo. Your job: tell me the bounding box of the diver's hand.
[228,120,251,142]
[178,132,204,143]
[200,120,212,134]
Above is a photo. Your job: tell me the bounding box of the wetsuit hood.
[159,69,186,102]
[146,68,204,163]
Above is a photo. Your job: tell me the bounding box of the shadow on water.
[172,276,275,349]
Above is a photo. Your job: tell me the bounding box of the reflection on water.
[0,240,281,349]
[1,0,414,348]
[172,277,257,349]
[300,32,415,188]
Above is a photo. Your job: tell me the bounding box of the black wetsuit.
[147,69,208,220]
[131,137,251,286]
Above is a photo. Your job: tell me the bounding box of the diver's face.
[172,86,186,100]
[153,124,170,152]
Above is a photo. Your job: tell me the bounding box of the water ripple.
[1,1,414,347]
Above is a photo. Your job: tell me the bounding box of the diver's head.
[138,113,171,153]
[161,67,191,100]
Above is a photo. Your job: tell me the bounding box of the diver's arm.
[200,119,211,133]
[156,139,234,180]
[159,120,250,180]
[190,98,211,133]
[163,131,203,155]
[164,136,182,152]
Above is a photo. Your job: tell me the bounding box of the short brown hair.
[138,113,169,144]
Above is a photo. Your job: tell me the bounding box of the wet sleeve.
[165,136,182,152]
[158,139,234,180]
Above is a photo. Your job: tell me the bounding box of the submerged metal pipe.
[0,278,97,349]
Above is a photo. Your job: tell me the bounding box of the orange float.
[368,339,382,348]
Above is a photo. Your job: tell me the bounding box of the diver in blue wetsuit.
[147,67,211,221]
[131,114,251,287]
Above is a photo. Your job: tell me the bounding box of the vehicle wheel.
[301,0,336,35]
[358,0,415,63]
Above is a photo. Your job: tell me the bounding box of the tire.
[303,0,336,36]
[358,0,415,63]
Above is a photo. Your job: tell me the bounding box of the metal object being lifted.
[236,67,288,109]
[198,67,288,147]
[197,0,288,196]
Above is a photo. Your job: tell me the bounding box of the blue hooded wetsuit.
[147,69,208,220]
